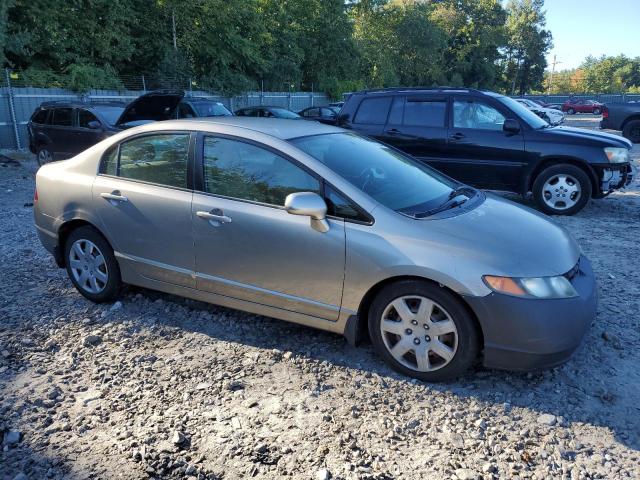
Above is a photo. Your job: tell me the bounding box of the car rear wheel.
[567,108,575,115]
[532,164,592,215]
[65,226,121,303]
[368,280,480,382]
[37,147,53,166]
[593,107,601,115]
[622,119,640,143]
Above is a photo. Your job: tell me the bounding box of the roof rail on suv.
[359,86,484,95]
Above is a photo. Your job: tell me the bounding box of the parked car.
[234,106,301,119]
[298,106,339,125]
[531,99,562,111]
[600,102,640,143]
[562,99,603,115]
[328,101,344,109]
[338,87,634,215]
[34,117,596,381]
[514,98,565,125]
[28,90,231,165]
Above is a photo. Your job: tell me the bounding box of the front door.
[92,132,195,287]
[70,109,105,155]
[192,135,346,320]
[444,96,526,190]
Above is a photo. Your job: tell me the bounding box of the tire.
[532,164,592,216]
[64,226,122,303]
[592,107,601,115]
[36,146,53,166]
[622,119,640,143]
[567,108,575,115]
[368,280,480,382]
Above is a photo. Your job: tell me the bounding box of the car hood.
[542,125,632,148]
[414,195,580,278]
[115,90,184,127]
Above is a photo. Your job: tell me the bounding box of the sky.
[543,0,640,71]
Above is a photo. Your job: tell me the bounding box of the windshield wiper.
[415,186,476,218]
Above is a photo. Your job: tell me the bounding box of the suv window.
[32,109,49,124]
[453,99,505,131]
[304,108,320,117]
[403,99,447,127]
[202,136,319,206]
[354,97,392,125]
[51,108,73,126]
[178,103,196,118]
[116,134,189,188]
[78,109,99,128]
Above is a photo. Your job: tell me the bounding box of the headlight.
[604,147,630,164]
[483,275,578,299]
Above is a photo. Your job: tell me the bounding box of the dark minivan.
[338,88,634,215]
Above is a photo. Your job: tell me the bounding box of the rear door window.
[353,97,392,125]
[403,99,447,127]
[51,108,73,126]
[32,109,49,124]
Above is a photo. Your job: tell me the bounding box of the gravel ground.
[1,118,639,480]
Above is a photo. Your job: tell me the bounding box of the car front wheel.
[368,280,480,382]
[65,226,122,303]
[37,146,53,166]
[532,164,592,215]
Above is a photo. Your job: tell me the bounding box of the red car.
[562,99,603,115]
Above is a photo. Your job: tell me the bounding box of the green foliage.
[544,55,640,94]
[65,64,124,92]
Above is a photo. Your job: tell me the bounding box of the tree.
[502,0,552,94]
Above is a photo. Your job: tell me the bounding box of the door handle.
[386,128,401,135]
[100,191,128,203]
[449,132,465,141]
[196,210,232,224]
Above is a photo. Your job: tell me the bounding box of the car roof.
[39,101,126,109]
[151,117,342,140]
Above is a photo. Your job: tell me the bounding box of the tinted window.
[78,110,99,128]
[191,101,232,117]
[325,185,368,222]
[51,108,73,126]
[388,97,404,124]
[178,103,196,118]
[32,109,49,124]
[118,134,189,188]
[497,96,547,129]
[354,97,392,125]
[291,133,456,216]
[403,99,446,127]
[453,99,505,131]
[303,108,320,118]
[271,108,300,119]
[203,136,319,206]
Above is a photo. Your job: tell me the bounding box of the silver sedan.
[34,118,597,381]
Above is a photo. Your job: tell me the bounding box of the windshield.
[271,108,300,119]
[192,102,232,117]
[498,96,548,129]
[94,106,125,125]
[290,133,458,216]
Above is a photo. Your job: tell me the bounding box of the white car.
[515,98,565,126]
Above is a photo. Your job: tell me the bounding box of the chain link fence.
[1,69,330,150]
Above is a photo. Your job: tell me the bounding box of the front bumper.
[464,255,597,371]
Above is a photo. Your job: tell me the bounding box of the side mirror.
[284,192,329,233]
[87,120,101,129]
[503,118,520,133]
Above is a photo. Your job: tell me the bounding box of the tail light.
[34,188,38,203]
[602,106,609,119]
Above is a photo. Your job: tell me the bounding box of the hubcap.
[542,174,581,211]
[380,296,458,372]
[38,149,52,165]
[69,239,108,294]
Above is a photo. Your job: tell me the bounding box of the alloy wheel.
[68,239,108,294]
[37,149,52,166]
[542,174,581,211]
[379,295,458,372]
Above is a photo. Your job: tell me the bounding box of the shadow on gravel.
[125,285,640,452]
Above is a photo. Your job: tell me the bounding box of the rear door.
[349,96,392,139]
[445,95,525,189]
[48,108,75,159]
[379,95,450,168]
[70,109,105,154]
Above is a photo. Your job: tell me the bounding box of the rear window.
[51,108,73,126]
[403,99,446,127]
[353,97,392,125]
[32,109,49,124]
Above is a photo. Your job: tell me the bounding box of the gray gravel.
[1,118,639,479]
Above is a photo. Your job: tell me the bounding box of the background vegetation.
[1,0,636,96]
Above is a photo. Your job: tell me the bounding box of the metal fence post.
[4,68,22,150]
[287,91,292,110]
[142,75,147,93]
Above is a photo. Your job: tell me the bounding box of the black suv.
[338,87,634,215]
[28,91,232,166]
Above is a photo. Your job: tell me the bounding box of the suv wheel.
[567,108,575,115]
[37,146,53,166]
[622,119,640,143]
[532,164,592,215]
[593,107,601,115]
[368,280,480,382]
[65,226,122,303]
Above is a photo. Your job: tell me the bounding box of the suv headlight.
[483,275,578,299]
[604,147,630,164]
